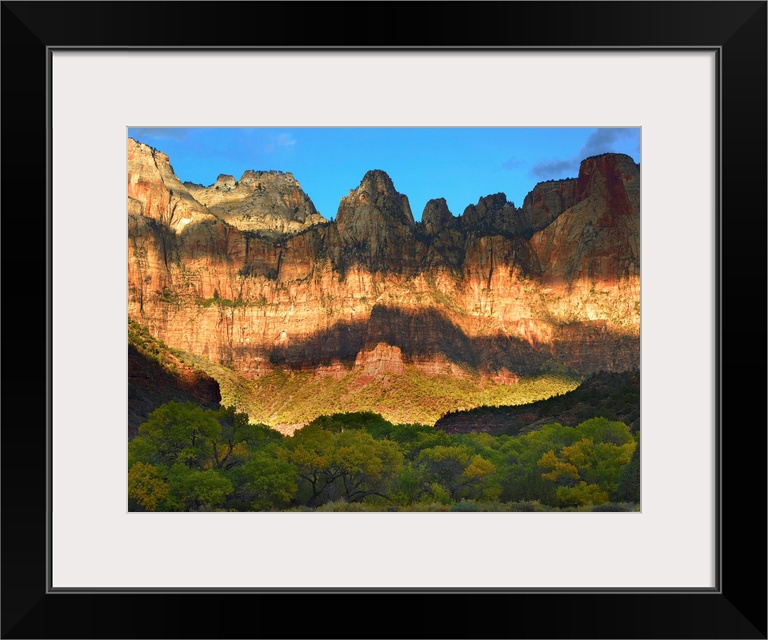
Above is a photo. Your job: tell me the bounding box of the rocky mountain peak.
[239,169,300,188]
[337,170,414,227]
[461,193,511,223]
[519,178,579,236]
[422,198,455,235]
[458,192,520,237]
[478,193,510,214]
[215,174,236,188]
[576,153,639,203]
[128,141,641,427]
[360,168,397,194]
[334,171,418,272]
[190,169,325,236]
[129,138,170,163]
[529,152,640,283]
[127,138,213,232]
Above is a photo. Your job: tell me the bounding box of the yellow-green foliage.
[128,318,176,371]
[500,417,637,507]
[174,360,578,429]
[156,321,579,429]
[171,350,264,418]
[129,401,638,512]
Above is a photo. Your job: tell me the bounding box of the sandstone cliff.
[184,169,326,236]
[127,139,640,426]
[128,138,216,233]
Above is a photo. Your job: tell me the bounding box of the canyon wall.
[128,139,640,383]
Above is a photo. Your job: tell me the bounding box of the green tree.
[538,449,580,486]
[615,434,640,502]
[497,424,577,504]
[212,406,282,470]
[128,462,169,511]
[417,445,496,501]
[276,425,338,506]
[555,481,609,507]
[537,418,636,507]
[226,450,299,510]
[308,411,394,438]
[277,424,404,506]
[390,465,425,506]
[165,463,233,511]
[129,401,221,470]
[332,430,403,502]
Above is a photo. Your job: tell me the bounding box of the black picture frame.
[2,2,765,638]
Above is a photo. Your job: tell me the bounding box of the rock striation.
[128,138,216,233]
[421,198,455,236]
[127,139,640,397]
[334,170,420,272]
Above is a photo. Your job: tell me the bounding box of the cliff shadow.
[245,305,554,375]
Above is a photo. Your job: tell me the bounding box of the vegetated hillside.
[128,319,221,437]
[434,370,640,436]
[173,336,580,434]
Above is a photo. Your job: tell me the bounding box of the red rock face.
[354,343,406,377]
[128,139,214,232]
[520,178,580,233]
[530,154,640,285]
[311,361,350,380]
[576,153,639,217]
[128,141,640,385]
[488,369,520,385]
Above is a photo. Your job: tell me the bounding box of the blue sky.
[128,127,640,222]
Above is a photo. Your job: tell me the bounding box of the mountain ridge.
[127,140,640,428]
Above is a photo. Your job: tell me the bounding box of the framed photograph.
[3,2,765,638]
[125,124,643,515]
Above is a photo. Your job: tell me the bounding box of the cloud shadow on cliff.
[233,305,638,376]
[235,305,547,374]
[235,305,639,375]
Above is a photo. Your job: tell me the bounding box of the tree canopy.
[129,402,639,512]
